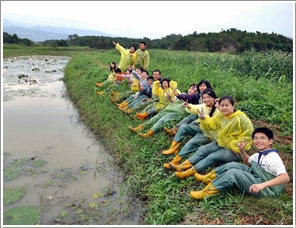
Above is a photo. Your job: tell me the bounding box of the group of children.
[94,41,290,201]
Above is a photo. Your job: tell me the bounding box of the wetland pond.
[2,56,141,225]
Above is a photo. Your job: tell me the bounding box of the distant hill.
[3,18,116,42]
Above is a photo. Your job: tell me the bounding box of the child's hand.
[215,99,220,109]
[165,91,171,100]
[173,88,179,97]
[249,183,265,194]
[182,99,189,108]
[197,107,206,120]
[237,138,248,151]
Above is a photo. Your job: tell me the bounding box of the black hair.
[189,83,198,88]
[218,95,236,113]
[137,67,144,73]
[147,75,154,81]
[131,45,137,51]
[114,68,121,73]
[110,62,117,71]
[218,95,234,105]
[202,88,217,117]
[125,69,132,74]
[197,80,212,93]
[140,41,146,46]
[153,69,161,75]
[161,78,170,88]
[252,127,274,140]
[141,69,148,75]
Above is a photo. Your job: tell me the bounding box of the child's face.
[130,47,136,53]
[199,83,207,93]
[219,99,234,117]
[188,86,198,95]
[253,132,273,151]
[162,81,169,89]
[141,72,148,79]
[147,79,153,86]
[136,68,141,74]
[110,63,116,68]
[202,94,215,107]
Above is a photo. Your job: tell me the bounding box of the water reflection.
[2,56,140,225]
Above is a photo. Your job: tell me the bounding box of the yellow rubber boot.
[136,112,148,119]
[125,108,133,114]
[110,90,119,95]
[117,101,128,108]
[95,82,103,87]
[119,104,129,111]
[164,126,178,136]
[175,167,196,179]
[162,140,181,155]
[170,160,192,172]
[110,96,120,102]
[128,124,144,133]
[190,182,219,200]
[96,91,105,96]
[163,155,182,169]
[194,170,217,184]
[139,129,154,139]
[137,116,147,121]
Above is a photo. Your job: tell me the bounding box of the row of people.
[94,43,290,201]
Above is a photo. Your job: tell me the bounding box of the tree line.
[3,32,35,46]
[3,28,293,54]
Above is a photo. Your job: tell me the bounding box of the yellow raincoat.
[106,70,116,81]
[185,103,220,142]
[200,110,253,153]
[135,49,150,70]
[115,43,137,71]
[130,77,139,92]
[153,80,180,111]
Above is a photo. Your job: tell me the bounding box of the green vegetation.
[3,156,48,180]
[62,49,293,225]
[3,206,42,225]
[3,45,293,225]
[3,27,293,54]
[3,32,35,46]
[3,187,26,205]
[3,43,94,58]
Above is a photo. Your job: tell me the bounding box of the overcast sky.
[1,1,294,39]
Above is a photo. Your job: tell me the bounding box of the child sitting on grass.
[190,127,290,200]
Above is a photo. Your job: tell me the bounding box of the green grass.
[2,44,95,57]
[3,45,293,225]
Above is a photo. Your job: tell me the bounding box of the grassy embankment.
[2,43,94,57]
[3,45,293,225]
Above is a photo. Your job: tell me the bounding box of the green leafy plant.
[3,187,26,205]
[3,206,41,225]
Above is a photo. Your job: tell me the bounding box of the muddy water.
[2,56,141,225]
